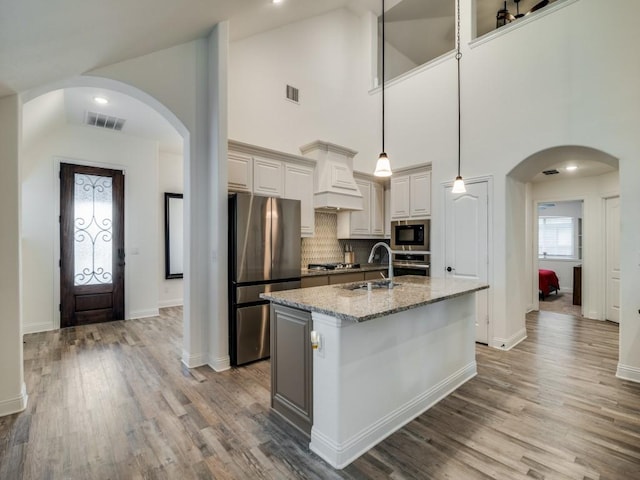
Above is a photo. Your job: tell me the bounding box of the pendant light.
[452,0,466,194]
[374,0,392,177]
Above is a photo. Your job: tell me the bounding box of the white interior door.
[605,196,620,323]
[444,181,489,343]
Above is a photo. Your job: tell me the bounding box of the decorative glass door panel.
[74,174,113,286]
[60,164,125,327]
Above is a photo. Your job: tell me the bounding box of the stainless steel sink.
[339,280,400,290]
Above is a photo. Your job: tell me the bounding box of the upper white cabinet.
[371,182,384,236]
[228,152,253,193]
[337,174,385,239]
[390,175,410,219]
[284,163,315,237]
[410,171,431,217]
[390,168,431,220]
[228,141,316,237]
[253,157,283,197]
[384,188,391,238]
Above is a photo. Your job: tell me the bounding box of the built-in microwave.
[390,220,430,251]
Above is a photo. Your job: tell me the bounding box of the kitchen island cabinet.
[262,276,488,469]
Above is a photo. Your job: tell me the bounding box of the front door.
[60,163,125,327]
[444,180,489,344]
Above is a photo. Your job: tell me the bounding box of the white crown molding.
[229,139,316,168]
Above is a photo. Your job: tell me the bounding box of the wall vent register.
[286,84,299,103]
[84,111,126,131]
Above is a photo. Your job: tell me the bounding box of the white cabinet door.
[371,182,384,236]
[337,179,385,239]
[390,175,410,219]
[285,164,315,237]
[410,171,431,217]
[350,179,371,236]
[384,188,391,238]
[254,157,283,197]
[228,152,252,192]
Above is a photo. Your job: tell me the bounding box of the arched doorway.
[507,145,619,325]
[20,76,194,358]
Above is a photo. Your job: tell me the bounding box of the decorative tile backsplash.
[301,212,389,268]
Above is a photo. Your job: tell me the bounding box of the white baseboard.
[208,354,231,372]
[0,383,28,418]
[23,321,55,334]
[182,350,208,368]
[310,362,477,469]
[492,327,527,351]
[616,363,640,383]
[158,299,183,308]
[128,308,160,320]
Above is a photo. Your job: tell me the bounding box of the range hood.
[300,140,363,211]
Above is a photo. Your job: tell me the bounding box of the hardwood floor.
[1,307,639,479]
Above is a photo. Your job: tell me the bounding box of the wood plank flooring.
[1,307,639,479]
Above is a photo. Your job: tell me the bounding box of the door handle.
[446,266,454,272]
[118,248,126,267]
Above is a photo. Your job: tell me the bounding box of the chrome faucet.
[368,242,394,288]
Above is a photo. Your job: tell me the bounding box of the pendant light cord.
[381,0,385,154]
[456,0,462,178]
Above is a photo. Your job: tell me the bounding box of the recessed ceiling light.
[272,0,283,4]
[93,96,109,105]
[566,165,578,171]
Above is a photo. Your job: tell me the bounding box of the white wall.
[0,95,27,416]
[229,8,379,172]
[531,171,619,317]
[228,0,640,372]
[21,121,161,332]
[158,151,184,307]
[538,200,582,219]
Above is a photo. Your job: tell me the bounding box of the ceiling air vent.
[542,169,559,175]
[84,111,126,131]
[286,84,299,103]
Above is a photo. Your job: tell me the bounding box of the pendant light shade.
[374,0,392,177]
[452,0,466,194]
[452,175,466,193]
[374,152,392,177]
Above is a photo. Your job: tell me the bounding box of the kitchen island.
[261,275,489,469]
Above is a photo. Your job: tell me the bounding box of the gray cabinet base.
[270,304,313,436]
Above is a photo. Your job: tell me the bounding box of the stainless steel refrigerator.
[228,193,301,366]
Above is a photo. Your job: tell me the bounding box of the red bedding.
[539,269,560,298]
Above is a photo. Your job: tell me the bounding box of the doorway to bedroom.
[536,200,583,317]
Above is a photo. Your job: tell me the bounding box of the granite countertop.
[301,263,388,277]
[261,276,489,322]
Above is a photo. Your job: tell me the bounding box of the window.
[538,216,579,258]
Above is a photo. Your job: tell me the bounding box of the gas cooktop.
[307,263,361,271]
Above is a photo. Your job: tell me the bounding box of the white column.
[0,94,28,416]
[207,22,230,371]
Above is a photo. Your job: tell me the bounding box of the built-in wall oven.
[391,220,430,276]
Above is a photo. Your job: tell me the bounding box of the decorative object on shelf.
[452,0,466,194]
[374,0,393,178]
[496,0,549,29]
